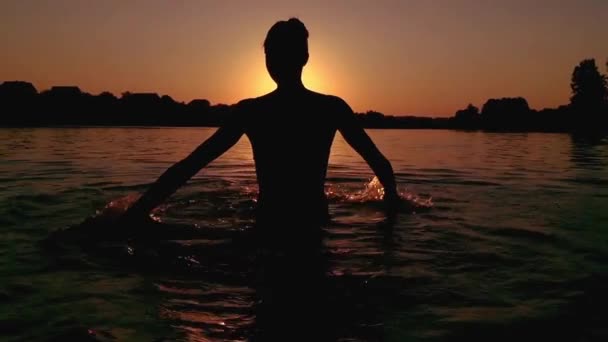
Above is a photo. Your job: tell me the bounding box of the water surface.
[1,128,608,341]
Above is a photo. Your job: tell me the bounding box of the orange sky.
[1,1,606,116]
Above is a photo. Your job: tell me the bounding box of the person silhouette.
[122,18,399,228]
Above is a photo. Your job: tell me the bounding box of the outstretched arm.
[123,123,244,221]
[337,101,399,201]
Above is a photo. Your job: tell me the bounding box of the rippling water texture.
[1,128,608,341]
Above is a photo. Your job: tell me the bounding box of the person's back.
[239,90,346,221]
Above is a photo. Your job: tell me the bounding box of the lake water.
[1,128,608,341]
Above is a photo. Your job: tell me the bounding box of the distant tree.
[188,99,211,109]
[0,81,38,97]
[356,110,387,128]
[462,104,479,115]
[98,91,117,100]
[453,104,480,129]
[570,58,608,112]
[482,97,529,117]
[481,97,530,131]
[0,81,39,125]
[159,94,181,123]
[91,91,119,124]
[455,104,479,119]
[161,94,175,103]
[568,59,608,132]
[364,110,385,119]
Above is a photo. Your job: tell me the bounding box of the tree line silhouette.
[452,58,607,133]
[1,58,606,133]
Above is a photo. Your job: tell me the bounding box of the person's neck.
[276,79,306,93]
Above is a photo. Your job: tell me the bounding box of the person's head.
[264,18,309,86]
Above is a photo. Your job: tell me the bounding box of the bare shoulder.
[235,92,274,111]
[230,94,273,129]
[232,95,265,118]
[308,91,354,115]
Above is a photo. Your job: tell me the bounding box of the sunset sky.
[1,0,606,116]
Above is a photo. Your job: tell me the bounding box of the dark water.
[1,128,608,341]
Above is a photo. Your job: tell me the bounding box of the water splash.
[95,193,140,219]
[348,176,387,202]
[326,176,433,210]
[95,193,164,222]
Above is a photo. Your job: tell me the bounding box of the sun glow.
[303,65,332,93]
[247,65,334,98]
[251,70,276,96]
[252,68,331,96]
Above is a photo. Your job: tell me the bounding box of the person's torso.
[239,90,341,220]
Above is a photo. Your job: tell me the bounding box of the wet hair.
[263,18,309,67]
